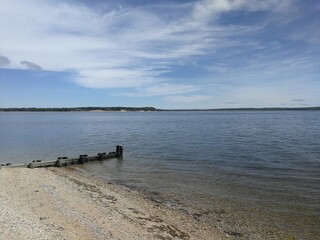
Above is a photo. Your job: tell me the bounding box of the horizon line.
[1,106,320,112]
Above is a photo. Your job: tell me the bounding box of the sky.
[0,0,319,109]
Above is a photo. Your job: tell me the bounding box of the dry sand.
[0,167,228,240]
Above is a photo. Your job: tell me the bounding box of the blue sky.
[0,0,319,109]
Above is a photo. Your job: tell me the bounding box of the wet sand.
[0,167,227,240]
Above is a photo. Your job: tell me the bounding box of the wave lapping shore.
[0,167,225,240]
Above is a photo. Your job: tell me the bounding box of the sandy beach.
[0,167,227,240]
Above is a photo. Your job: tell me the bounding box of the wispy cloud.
[119,83,199,97]
[0,0,216,95]
[0,0,319,107]
[293,99,305,102]
[143,84,198,96]
[192,0,285,21]
[164,95,211,104]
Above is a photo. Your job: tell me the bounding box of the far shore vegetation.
[0,106,320,112]
[0,107,157,112]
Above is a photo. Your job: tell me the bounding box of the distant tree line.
[0,107,157,112]
[1,106,319,112]
[158,107,320,111]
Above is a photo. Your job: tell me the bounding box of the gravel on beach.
[0,167,227,240]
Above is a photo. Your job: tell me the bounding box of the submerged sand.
[0,167,228,240]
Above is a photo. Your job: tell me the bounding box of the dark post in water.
[116,145,123,158]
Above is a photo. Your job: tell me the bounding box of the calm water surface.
[0,111,319,239]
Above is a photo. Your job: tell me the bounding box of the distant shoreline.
[0,107,157,112]
[0,106,320,112]
[159,106,320,111]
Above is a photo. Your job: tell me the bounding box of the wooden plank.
[0,146,122,169]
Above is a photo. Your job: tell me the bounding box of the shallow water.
[1,111,319,239]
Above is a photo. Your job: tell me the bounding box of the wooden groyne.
[0,145,123,169]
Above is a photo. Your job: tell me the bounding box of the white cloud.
[75,68,155,88]
[0,0,221,93]
[0,0,303,63]
[143,84,198,96]
[118,83,199,97]
[192,0,284,22]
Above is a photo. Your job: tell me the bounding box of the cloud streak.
[164,95,211,103]
[20,61,42,71]
[192,0,282,21]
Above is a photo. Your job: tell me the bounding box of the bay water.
[0,111,319,239]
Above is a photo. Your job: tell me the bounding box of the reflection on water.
[115,158,124,172]
[0,111,319,239]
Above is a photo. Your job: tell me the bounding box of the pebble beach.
[0,167,226,240]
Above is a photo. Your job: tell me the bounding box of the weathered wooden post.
[97,153,104,160]
[79,155,85,164]
[116,145,123,158]
[1,146,123,169]
[55,159,63,167]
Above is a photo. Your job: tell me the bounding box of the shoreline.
[1,106,320,112]
[1,166,317,239]
[0,167,226,239]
